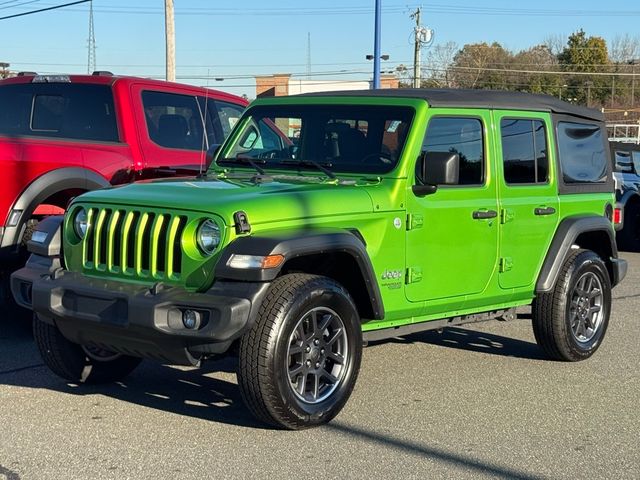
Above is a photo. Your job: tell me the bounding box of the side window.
[215,101,244,138]
[142,91,205,151]
[614,150,633,173]
[25,85,118,142]
[229,117,291,159]
[557,122,607,184]
[501,119,548,184]
[422,117,484,185]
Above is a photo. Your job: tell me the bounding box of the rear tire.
[238,274,362,429]
[532,249,611,361]
[33,314,142,384]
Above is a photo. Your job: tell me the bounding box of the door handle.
[534,206,556,216]
[472,209,498,220]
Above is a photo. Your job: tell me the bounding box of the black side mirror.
[413,151,460,197]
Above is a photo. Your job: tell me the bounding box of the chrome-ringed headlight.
[197,219,220,255]
[73,208,89,239]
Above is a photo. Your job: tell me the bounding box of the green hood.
[75,176,376,227]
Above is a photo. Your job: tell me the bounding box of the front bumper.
[12,256,269,365]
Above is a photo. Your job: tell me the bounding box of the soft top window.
[557,121,607,184]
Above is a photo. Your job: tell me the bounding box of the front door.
[405,111,499,308]
[494,112,559,289]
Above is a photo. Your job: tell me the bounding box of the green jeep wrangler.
[12,89,627,429]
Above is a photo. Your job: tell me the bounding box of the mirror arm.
[412,184,438,197]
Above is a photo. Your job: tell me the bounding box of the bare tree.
[542,34,565,57]
[610,34,640,63]
[422,41,459,87]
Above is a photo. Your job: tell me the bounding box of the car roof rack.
[92,71,113,76]
[16,71,37,76]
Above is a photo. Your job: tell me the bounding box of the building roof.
[300,88,604,122]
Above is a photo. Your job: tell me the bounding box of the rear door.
[494,112,559,289]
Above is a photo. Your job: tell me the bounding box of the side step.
[362,307,517,343]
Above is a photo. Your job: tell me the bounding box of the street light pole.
[372,0,381,89]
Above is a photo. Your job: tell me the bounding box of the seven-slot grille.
[83,208,188,280]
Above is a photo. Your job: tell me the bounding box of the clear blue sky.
[0,0,638,98]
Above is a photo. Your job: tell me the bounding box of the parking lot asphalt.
[1,254,639,480]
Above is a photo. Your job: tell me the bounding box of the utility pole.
[165,0,175,82]
[87,0,96,74]
[372,0,382,89]
[411,7,421,88]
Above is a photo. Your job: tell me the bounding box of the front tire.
[238,274,362,430]
[33,315,142,384]
[532,249,611,361]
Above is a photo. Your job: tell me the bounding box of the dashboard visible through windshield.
[218,104,414,175]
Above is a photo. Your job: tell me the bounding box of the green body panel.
[62,95,615,334]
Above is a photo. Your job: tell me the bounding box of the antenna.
[306,32,311,80]
[199,69,211,176]
[87,0,96,73]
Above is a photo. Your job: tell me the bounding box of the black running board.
[362,307,517,343]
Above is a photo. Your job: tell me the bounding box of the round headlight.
[74,208,88,238]
[197,219,220,255]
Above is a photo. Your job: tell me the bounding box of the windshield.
[217,104,414,174]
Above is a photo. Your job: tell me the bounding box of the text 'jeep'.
[12,89,627,429]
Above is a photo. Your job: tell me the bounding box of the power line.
[0,0,89,20]
[0,0,42,12]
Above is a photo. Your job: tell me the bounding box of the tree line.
[400,30,640,121]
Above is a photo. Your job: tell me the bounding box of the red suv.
[0,72,247,303]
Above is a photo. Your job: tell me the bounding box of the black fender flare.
[618,189,640,209]
[1,168,109,254]
[536,215,618,293]
[214,228,384,320]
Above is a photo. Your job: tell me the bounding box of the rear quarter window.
[0,83,118,142]
[557,121,607,184]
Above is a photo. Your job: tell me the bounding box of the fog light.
[182,309,202,329]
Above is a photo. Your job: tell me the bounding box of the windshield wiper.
[280,159,336,179]
[219,155,267,175]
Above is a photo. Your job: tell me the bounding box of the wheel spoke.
[327,351,344,365]
[289,364,304,380]
[318,313,332,332]
[589,288,601,299]
[297,373,307,395]
[312,373,320,400]
[321,369,339,384]
[289,343,304,355]
[310,311,319,336]
[326,328,343,347]
[585,275,594,293]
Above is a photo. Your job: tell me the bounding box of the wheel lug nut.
[305,346,311,353]
[315,362,320,368]
[320,348,325,354]
[306,360,311,367]
[314,339,320,346]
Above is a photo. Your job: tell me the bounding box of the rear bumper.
[611,257,628,287]
[11,257,269,365]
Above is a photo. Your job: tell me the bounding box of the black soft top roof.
[299,88,604,122]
